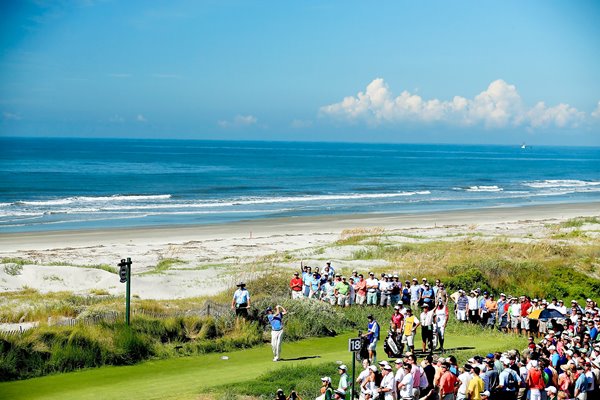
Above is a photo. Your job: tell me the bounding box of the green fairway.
[0,328,525,400]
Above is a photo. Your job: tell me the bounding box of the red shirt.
[527,368,545,389]
[290,277,303,291]
[391,313,404,329]
[521,301,531,317]
[439,371,457,395]
[355,279,367,296]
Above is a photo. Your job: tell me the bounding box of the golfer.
[266,304,287,361]
[231,281,250,318]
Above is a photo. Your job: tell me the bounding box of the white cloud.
[218,115,258,128]
[136,114,147,122]
[320,78,589,130]
[592,101,600,119]
[2,112,22,121]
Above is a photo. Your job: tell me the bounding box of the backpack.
[506,370,517,390]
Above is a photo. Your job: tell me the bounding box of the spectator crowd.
[286,262,600,399]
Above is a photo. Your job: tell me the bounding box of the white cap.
[338,364,347,370]
[321,376,331,383]
[369,365,378,372]
[545,386,557,394]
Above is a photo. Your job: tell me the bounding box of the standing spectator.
[479,292,490,326]
[380,275,392,307]
[410,278,422,310]
[335,276,351,307]
[390,275,401,306]
[468,291,480,324]
[309,272,321,299]
[420,304,434,354]
[337,365,349,395]
[355,274,367,305]
[457,364,473,400]
[402,309,420,354]
[402,281,411,306]
[323,262,335,280]
[498,358,521,399]
[323,278,336,305]
[520,296,532,336]
[468,367,484,400]
[348,277,356,306]
[509,298,521,334]
[485,294,498,329]
[456,290,469,322]
[436,282,448,305]
[421,283,435,308]
[439,362,458,400]
[364,315,380,363]
[497,293,509,332]
[319,376,334,400]
[378,365,396,400]
[276,389,286,400]
[301,264,312,297]
[398,363,414,400]
[266,304,287,361]
[573,365,587,400]
[231,281,251,318]
[290,272,303,299]
[435,299,449,352]
[366,273,379,306]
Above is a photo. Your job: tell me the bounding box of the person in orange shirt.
[355,274,367,305]
[485,294,498,328]
[439,362,458,400]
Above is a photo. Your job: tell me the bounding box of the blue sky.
[1,0,599,145]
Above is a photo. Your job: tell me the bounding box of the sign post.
[348,337,362,399]
[118,258,132,326]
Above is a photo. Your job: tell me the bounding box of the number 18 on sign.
[348,337,361,352]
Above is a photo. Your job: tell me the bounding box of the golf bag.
[356,335,370,362]
[383,330,403,358]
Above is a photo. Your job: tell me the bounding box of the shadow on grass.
[280,355,322,361]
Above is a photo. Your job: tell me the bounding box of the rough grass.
[141,258,185,275]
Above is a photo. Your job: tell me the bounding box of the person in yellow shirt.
[467,366,484,400]
[401,308,420,353]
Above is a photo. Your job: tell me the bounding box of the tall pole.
[351,351,356,400]
[126,257,131,326]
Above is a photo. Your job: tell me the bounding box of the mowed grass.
[0,325,526,400]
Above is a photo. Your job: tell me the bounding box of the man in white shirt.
[398,364,413,400]
[379,365,397,400]
[456,364,472,400]
[366,272,379,306]
[420,304,435,353]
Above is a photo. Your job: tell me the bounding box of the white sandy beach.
[1,202,599,300]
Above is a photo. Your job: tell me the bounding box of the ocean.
[1,137,599,232]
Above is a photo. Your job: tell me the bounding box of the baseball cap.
[545,387,557,394]
[395,359,403,364]
[321,376,331,383]
[334,389,346,396]
[369,365,378,372]
[383,365,393,371]
[338,364,347,370]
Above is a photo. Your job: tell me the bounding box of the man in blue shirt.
[266,304,287,361]
[363,314,380,363]
[231,281,250,318]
